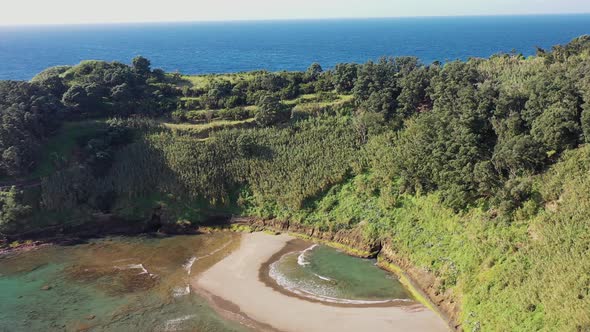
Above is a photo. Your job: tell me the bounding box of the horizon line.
[1,12,589,27]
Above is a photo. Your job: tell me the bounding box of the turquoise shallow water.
[269,244,412,304]
[0,234,247,332]
[1,234,416,331]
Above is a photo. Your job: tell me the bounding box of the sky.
[1,0,590,25]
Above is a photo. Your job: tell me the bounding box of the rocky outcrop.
[379,239,461,331]
[1,212,164,253]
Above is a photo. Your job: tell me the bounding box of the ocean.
[0,14,589,80]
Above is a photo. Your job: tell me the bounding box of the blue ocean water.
[0,14,589,80]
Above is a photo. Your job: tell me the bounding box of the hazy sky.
[2,0,590,25]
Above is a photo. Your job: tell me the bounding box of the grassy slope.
[177,72,262,89]
[162,118,255,131]
[242,146,590,331]
[179,94,351,114]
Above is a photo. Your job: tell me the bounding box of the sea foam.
[270,250,412,305]
[114,263,157,278]
[172,239,233,297]
[297,244,318,266]
[164,314,197,331]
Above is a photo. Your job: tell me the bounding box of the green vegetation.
[28,120,108,179]
[0,187,31,234]
[0,56,176,178]
[2,36,590,331]
[377,259,439,313]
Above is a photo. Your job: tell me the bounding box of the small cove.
[266,243,414,306]
[1,232,445,331]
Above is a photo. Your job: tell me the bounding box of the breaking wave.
[173,239,233,297]
[269,245,413,305]
[114,263,157,278]
[297,244,318,266]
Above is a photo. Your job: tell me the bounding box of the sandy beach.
[193,232,449,332]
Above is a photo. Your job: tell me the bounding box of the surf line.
[183,239,234,275]
[114,263,157,278]
[174,239,234,297]
[297,244,318,266]
[296,245,333,281]
[268,244,414,306]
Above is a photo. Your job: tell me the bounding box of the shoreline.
[258,238,418,309]
[220,218,459,329]
[193,232,449,332]
[2,215,458,330]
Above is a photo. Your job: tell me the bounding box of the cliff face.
[379,240,460,330]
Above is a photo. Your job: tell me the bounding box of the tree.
[37,75,68,97]
[0,81,60,177]
[353,111,385,144]
[110,83,135,114]
[353,58,402,118]
[202,80,233,109]
[581,79,590,143]
[280,83,299,100]
[531,104,581,153]
[305,63,323,82]
[31,66,69,97]
[0,187,31,233]
[62,84,88,110]
[314,71,334,92]
[1,147,24,177]
[397,66,433,116]
[132,56,151,77]
[492,135,546,177]
[62,83,103,114]
[582,108,590,143]
[150,68,166,82]
[332,63,358,93]
[255,94,283,127]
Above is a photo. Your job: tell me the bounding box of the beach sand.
[193,232,449,332]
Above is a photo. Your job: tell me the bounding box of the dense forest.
[2,36,590,331]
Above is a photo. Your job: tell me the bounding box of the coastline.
[192,232,449,332]
[257,238,417,308]
[2,214,460,330]
[225,217,460,329]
